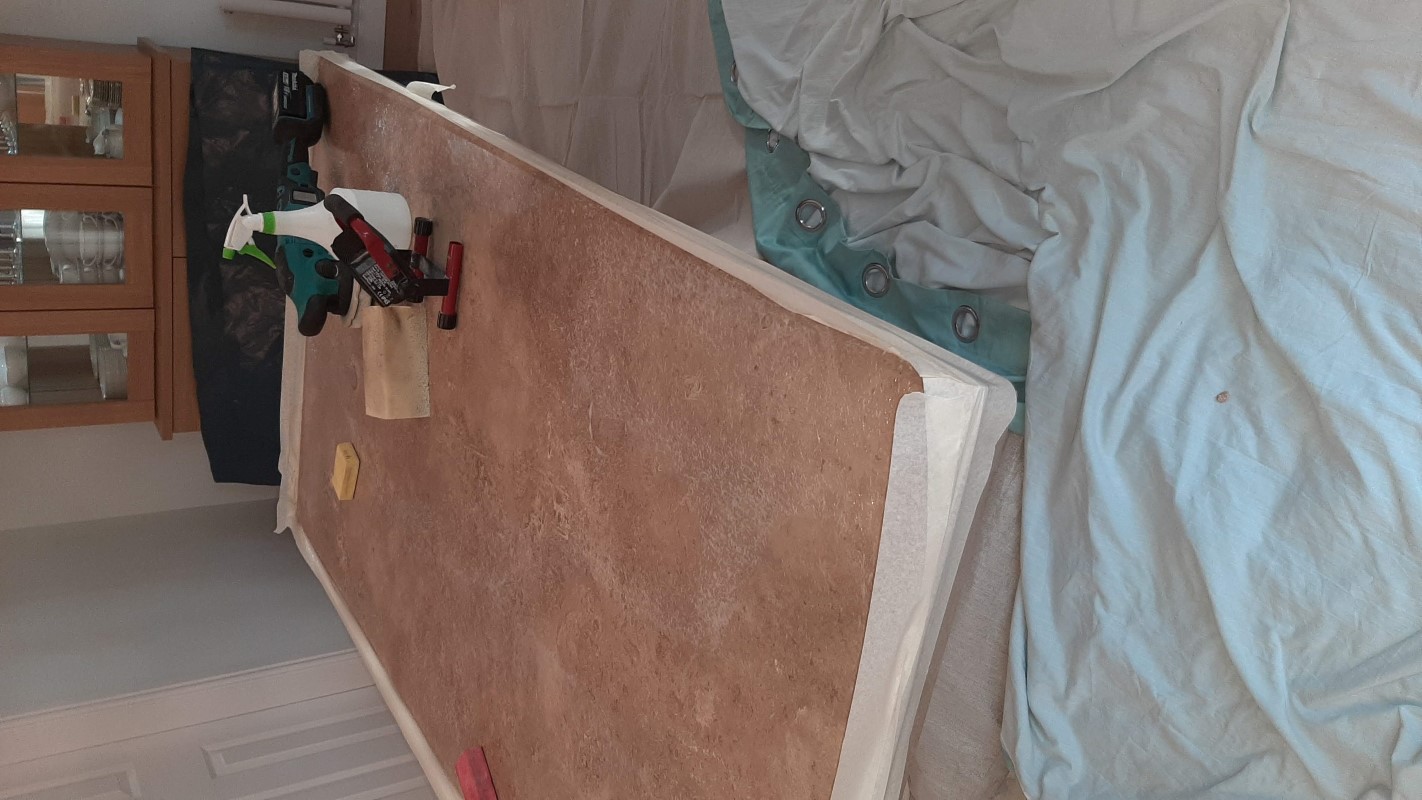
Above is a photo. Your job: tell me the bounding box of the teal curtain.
[708,0,1029,429]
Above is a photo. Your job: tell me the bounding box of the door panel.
[0,689,436,800]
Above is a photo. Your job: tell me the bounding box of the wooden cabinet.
[144,42,200,437]
[0,35,197,437]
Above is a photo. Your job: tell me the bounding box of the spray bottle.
[221,188,413,266]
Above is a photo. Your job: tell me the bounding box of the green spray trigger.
[221,242,277,269]
[221,196,277,268]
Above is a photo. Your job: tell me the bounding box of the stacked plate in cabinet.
[45,211,125,285]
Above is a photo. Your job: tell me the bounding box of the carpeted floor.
[296,59,932,798]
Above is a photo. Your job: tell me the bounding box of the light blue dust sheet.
[719,0,1422,797]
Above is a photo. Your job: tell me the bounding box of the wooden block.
[361,305,429,420]
[330,442,359,500]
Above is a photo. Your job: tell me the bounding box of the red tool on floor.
[456,747,500,800]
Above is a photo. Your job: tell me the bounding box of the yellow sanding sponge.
[331,442,360,500]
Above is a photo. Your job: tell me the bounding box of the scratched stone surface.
[297,57,924,799]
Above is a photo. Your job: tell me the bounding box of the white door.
[0,686,435,800]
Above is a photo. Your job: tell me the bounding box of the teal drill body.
[271,70,351,336]
[273,144,349,335]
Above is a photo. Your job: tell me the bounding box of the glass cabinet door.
[0,309,153,431]
[0,37,152,186]
[0,184,152,310]
[1,74,126,160]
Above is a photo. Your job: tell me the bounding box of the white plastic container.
[222,188,413,262]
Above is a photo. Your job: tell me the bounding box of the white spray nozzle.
[223,195,254,256]
[222,195,276,268]
[219,188,411,269]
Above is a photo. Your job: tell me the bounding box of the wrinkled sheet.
[721,0,1047,309]
[723,0,1422,797]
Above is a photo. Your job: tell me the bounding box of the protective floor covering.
[414,5,1034,797]
[290,54,1013,799]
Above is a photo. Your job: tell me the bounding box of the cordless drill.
[271,70,352,336]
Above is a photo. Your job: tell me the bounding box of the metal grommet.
[766,130,781,154]
[794,199,827,232]
[862,263,891,297]
[952,305,981,343]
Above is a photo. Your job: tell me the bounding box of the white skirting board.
[0,651,373,767]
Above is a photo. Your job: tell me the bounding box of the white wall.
[5,0,386,66]
[7,0,328,61]
[0,500,353,717]
[0,423,275,532]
